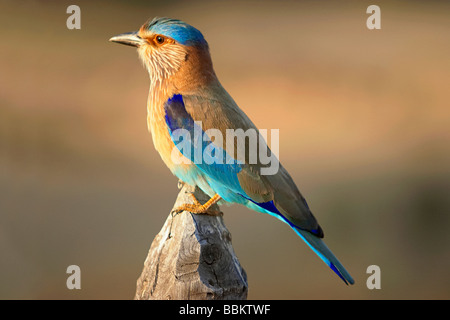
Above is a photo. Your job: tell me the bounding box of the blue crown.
[146,17,206,46]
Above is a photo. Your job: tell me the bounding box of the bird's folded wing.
[164,91,323,237]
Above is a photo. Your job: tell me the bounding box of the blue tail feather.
[240,195,354,285]
[293,227,355,285]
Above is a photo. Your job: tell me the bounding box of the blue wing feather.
[163,94,354,285]
[164,94,246,199]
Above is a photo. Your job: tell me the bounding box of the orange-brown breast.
[145,43,217,172]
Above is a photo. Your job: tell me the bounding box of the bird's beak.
[109,31,144,47]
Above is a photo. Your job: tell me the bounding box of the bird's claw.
[172,203,222,216]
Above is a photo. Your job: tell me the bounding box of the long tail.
[294,228,355,285]
[244,200,354,284]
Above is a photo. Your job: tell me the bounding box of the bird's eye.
[150,34,174,46]
[156,35,165,44]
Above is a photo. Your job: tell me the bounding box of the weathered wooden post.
[135,182,248,300]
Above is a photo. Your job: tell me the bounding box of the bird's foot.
[173,193,222,216]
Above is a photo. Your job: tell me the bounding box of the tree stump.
[134,182,248,300]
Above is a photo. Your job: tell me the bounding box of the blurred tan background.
[0,0,449,299]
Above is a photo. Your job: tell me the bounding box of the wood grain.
[135,181,248,300]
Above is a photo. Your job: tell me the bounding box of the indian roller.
[110,17,354,285]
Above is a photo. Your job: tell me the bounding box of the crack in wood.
[134,182,248,300]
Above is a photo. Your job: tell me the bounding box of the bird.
[109,17,354,285]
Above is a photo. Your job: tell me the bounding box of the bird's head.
[110,17,215,90]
